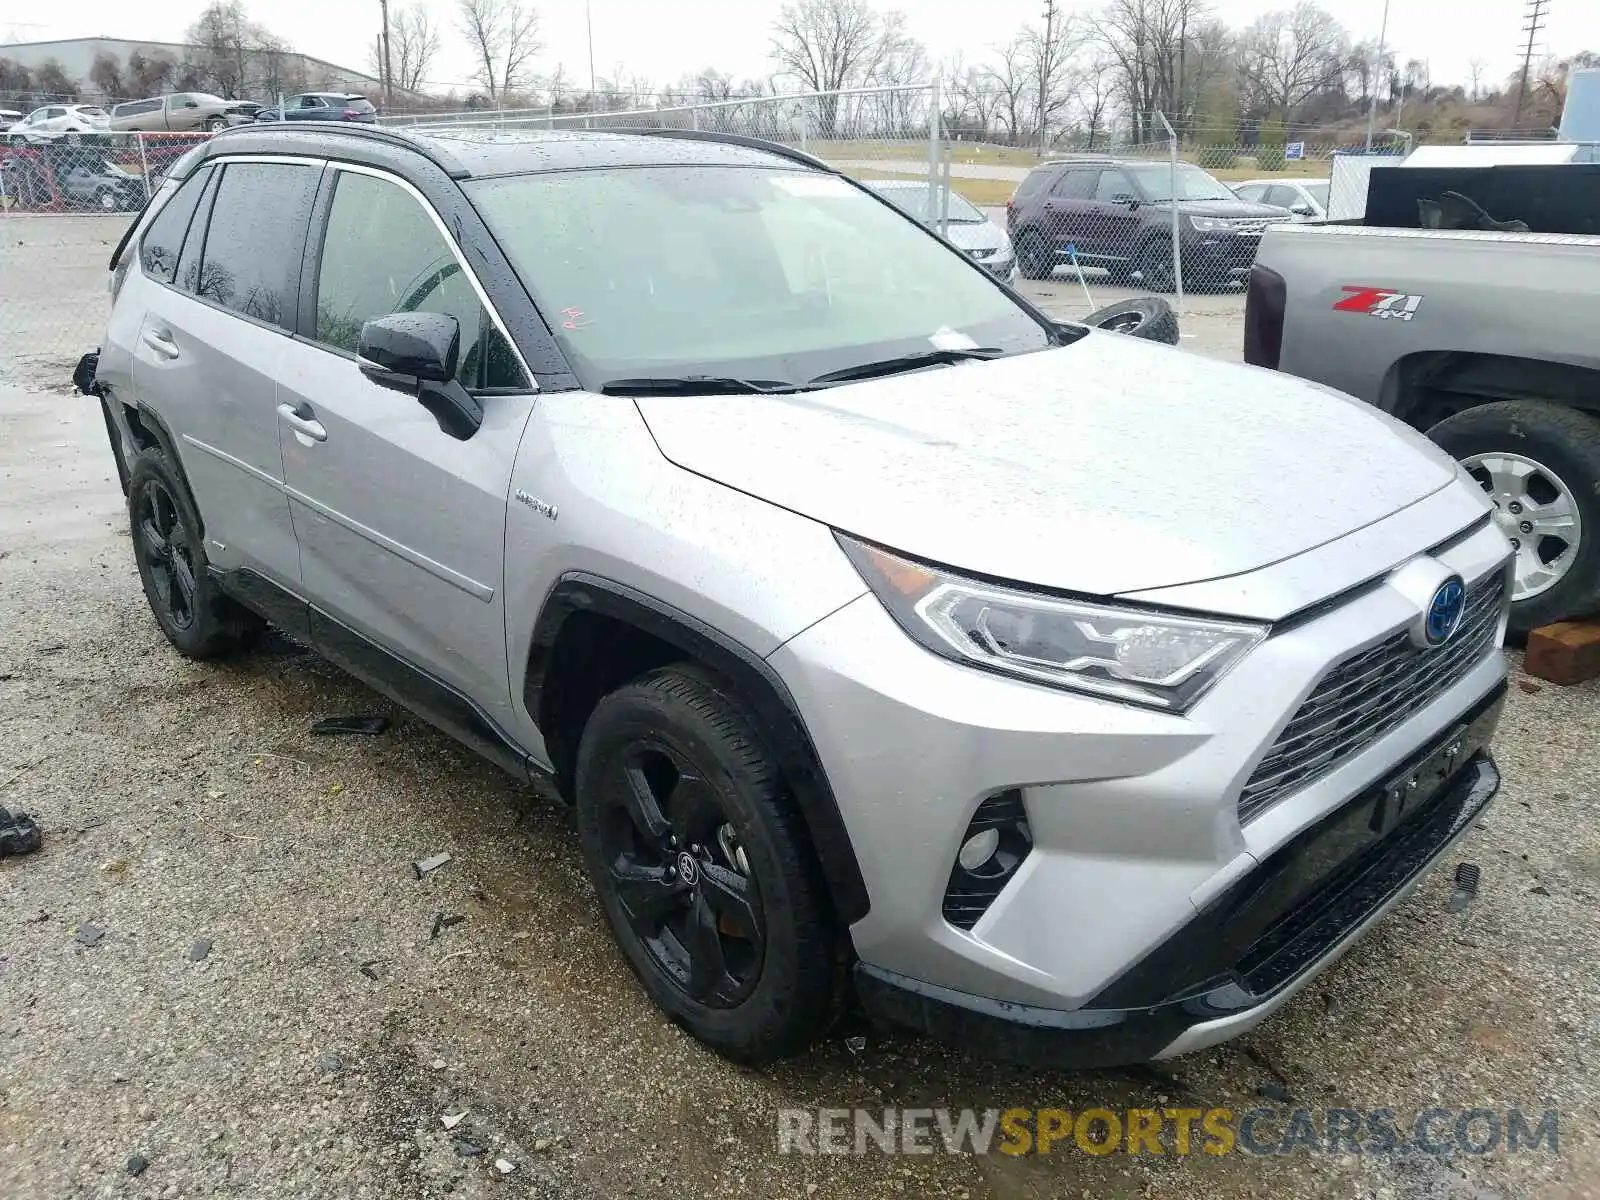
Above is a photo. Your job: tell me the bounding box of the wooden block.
[1523,619,1600,685]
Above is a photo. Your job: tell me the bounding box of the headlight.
[837,535,1266,712]
[1189,216,1233,232]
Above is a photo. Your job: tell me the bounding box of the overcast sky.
[4,0,1598,98]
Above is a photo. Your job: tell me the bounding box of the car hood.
[635,334,1459,599]
[1162,198,1291,218]
[944,221,1007,252]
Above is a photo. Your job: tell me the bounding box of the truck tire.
[1427,401,1600,636]
[127,448,264,659]
[1082,297,1180,345]
[574,665,841,1063]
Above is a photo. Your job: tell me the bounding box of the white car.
[863,178,1018,282]
[1232,178,1328,220]
[5,104,111,146]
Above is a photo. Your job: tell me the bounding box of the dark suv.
[1006,156,1292,290]
[257,93,377,123]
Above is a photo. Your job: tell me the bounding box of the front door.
[276,164,537,733]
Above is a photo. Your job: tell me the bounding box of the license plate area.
[1368,723,1472,837]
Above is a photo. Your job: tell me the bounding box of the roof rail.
[1040,154,1116,164]
[619,127,836,172]
[210,120,471,178]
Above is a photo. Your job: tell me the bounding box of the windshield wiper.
[805,347,1005,388]
[600,375,803,396]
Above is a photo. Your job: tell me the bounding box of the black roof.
[204,122,825,180]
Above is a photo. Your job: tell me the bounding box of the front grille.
[1225,218,1271,235]
[1238,570,1506,823]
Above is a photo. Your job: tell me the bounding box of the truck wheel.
[1427,401,1600,635]
[95,187,117,211]
[127,448,264,659]
[574,666,840,1063]
[1082,297,1180,345]
[207,117,228,132]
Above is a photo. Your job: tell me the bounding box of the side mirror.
[358,312,483,439]
[1113,193,1139,209]
[1291,204,1315,217]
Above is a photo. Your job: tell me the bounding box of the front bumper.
[855,697,1501,1067]
[767,512,1510,1062]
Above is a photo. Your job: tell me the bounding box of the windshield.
[1303,181,1330,208]
[1125,163,1236,203]
[867,183,987,224]
[467,166,1050,390]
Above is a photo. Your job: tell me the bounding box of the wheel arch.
[524,574,871,925]
[1383,350,1600,431]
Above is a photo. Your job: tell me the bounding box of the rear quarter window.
[139,166,213,285]
[1013,168,1054,201]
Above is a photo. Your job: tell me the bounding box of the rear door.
[130,157,322,590]
[276,163,537,731]
[1040,168,1099,259]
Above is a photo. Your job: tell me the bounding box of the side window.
[192,162,319,328]
[1051,170,1098,200]
[313,170,526,391]
[1234,184,1264,203]
[1268,185,1303,209]
[1012,168,1051,201]
[139,165,212,285]
[1094,170,1132,201]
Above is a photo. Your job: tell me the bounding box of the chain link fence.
[2,133,211,383]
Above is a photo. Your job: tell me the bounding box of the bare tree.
[1466,56,1487,102]
[1075,55,1117,149]
[1022,0,1080,149]
[1235,2,1348,120]
[89,53,125,101]
[770,0,920,134]
[373,4,441,94]
[457,0,541,105]
[1093,0,1212,141]
[985,35,1033,146]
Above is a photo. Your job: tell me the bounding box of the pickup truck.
[1247,222,1600,635]
[109,93,242,134]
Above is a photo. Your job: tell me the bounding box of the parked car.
[255,93,377,123]
[110,93,243,134]
[85,123,1511,1069]
[58,156,147,211]
[1007,156,1293,290]
[1233,178,1330,219]
[223,101,264,127]
[863,178,1017,282]
[5,104,110,146]
[1249,220,1600,634]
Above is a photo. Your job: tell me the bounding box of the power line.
[1512,0,1550,125]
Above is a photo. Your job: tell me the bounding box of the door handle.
[277,402,327,443]
[141,329,180,359]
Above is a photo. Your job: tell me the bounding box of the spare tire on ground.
[1080,297,1180,345]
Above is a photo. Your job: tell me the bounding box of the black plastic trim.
[210,567,541,782]
[525,573,871,924]
[858,707,1503,1068]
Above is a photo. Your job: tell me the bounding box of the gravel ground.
[1,219,1597,1200]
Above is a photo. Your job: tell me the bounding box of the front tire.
[96,187,117,211]
[127,448,264,659]
[1427,401,1600,635]
[574,666,840,1063]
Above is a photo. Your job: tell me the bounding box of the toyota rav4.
[84,123,1512,1067]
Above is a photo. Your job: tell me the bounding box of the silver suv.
[85,124,1512,1067]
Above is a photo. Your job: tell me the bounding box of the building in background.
[0,37,384,105]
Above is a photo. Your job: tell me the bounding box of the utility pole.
[1037,0,1058,155]
[378,0,395,107]
[1513,0,1550,128]
[587,0,597,101]
[1364,0,1392,151]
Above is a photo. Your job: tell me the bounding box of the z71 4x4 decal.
[1333,286,1425,321]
